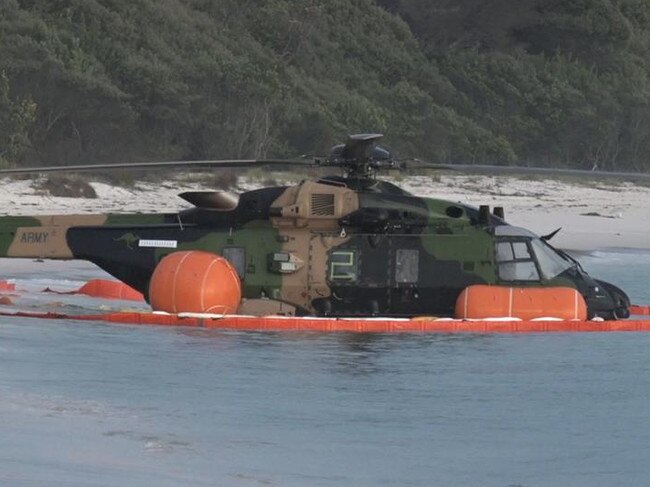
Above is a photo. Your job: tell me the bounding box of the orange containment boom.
[630,305,650,316]
[0,280,16,292]
[455,285,587,321]
[4,309,650,333]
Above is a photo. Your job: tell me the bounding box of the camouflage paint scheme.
[0,176,623,317]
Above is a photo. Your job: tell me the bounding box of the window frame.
[221,246,247,280]
[495,238,542,283]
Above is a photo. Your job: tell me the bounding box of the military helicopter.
[0,134,631,319]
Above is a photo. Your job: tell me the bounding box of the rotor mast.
[320,133,398,178]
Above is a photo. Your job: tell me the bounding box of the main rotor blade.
[0,158,313,175]
[406,162,650,181]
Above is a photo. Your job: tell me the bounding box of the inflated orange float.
[455,284,587,321]
[148,250,241,314]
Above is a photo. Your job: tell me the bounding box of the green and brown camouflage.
[0,175,629,318]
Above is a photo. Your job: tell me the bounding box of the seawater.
[0,252,649,487]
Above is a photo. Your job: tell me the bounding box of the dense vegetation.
[2,0,650,170]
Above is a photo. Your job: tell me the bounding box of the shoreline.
[2,173,649,252]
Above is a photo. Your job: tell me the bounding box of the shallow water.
[579,250,650,306]
[1,252,649,487]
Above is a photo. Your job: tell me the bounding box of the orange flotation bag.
[148,250,241,314]
[77,279,145,301]
[455,285,587,320]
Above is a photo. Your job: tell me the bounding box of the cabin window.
[222,247,246,279]
[329,251,358,282]
[395,249,419,284]
[496,240,540,282]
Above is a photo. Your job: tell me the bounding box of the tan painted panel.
[277,230,351,313]
[271,181,358,313]
[238,299,296,316]
[278,228,311,310]
[271,181,359,231]
[307,233,349,303]
[8,215,108,259]
[8,226,74,258]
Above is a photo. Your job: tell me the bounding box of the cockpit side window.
[496,242,514,261]
[512,242,530,260]
[496,240,540,282]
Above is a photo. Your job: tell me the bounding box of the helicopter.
[0,134,632,319]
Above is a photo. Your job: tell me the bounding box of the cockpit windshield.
[529,238,574,279]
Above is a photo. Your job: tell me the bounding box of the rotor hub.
[320,134,399,177]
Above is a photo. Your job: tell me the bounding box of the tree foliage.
[1,0,650,169]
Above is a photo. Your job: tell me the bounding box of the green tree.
[0,71,36,166]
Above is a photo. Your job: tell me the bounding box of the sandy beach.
[1,173,649,252]
[401,175,650,252]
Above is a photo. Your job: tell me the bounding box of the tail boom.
[0,214,144,259]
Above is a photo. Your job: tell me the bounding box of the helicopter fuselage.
[0,177,629,319]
